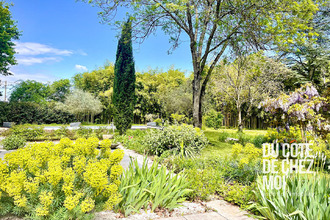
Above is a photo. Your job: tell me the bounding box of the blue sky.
[2,0,192,85]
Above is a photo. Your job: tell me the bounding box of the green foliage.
[252,174,330,220]
[116,129,147,154]
[252,135,268,148]
[185,167,223,201]
[49,79,71,102]
[171,113,186,124]
[113,20,136,135]
[153,118,162,126]
[56,89,103,122]
[0,1,20,75]
[10,80,50,104]
[73,62,115,123]
[3,125,112,141]
[204,110,224,129]
[2,135,26,150]
[217,131,230,142]
[117,158,192,216]
[217,182,256,209]
[0,102,75,125]
[145,125,208,157]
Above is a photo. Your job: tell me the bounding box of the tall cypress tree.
[113,20,136,134]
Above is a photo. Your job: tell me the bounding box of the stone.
[206,200,254,220]
[70,122,81,127]
[147,122,157,127]
[184,212,226,220]
[3,122,14,128]
[110,142,120,149]
[226,137,239,142]
[102,134,114,140]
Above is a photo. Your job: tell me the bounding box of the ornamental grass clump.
[117,158,192,216]
[0,137,124,219]
[252,173,330,220]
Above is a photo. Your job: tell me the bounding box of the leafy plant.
[185,167,223,200]
[204,110,224,129]
[117,158,192,216]
[217,181,256,209]
[251,174,330,220]
[145,124,208,157]
[218,131,230,142]
[2,135,26,150]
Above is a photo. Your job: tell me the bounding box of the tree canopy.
[0,1,20,75]
[84,0,323,128]
[10,80,50,104]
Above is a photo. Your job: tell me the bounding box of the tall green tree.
[83,0,321,128]
[0,1,20,75]
[281,2,330,92]
[49,79,71,102]
[113,20,136,134]
[10,80,50,104]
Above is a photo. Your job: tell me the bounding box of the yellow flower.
[36,206,49,216]
[14,195,27,207]
[81,197,95,213]
[24,177,39,194]
[39,191,54,207]
[63,192,83,211]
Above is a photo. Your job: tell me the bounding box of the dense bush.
[163,153,260,204]
[3,126,112,141]
[204,110,224,129]
[117,159,191,216]
[252,174,330,220]
[0,138,124,219]
[217,131,268,148]
[145,125,208,157]
[0,102,75,125]
[1,135,26,150]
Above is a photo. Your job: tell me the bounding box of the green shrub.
[145,124,208,157]
[154,118,162,126]
[204,110,224,129]
[2,135,26,150]
[218,131,230,142]
[0,102,75,125]
[252,174,330,220]
[170,113,186,124]
[185,167,223,200]
[5,125,45,141]
[252,135,268,148]
[237,132,253,145]
[117,158,192,216]
[217,181,256,209]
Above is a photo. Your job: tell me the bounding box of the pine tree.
[113,20,136,134]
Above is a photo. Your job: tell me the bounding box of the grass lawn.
[202,128,267,158]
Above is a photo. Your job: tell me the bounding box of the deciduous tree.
[83,0,321,128]
[0,1,20,75]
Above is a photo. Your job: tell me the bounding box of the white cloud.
[15,42,73,56]
[2,73,55,83]
[75,64,88,72]
[16,57,61,66]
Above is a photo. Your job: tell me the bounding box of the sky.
[0,0,193,89]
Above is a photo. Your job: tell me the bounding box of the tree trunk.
[238,105,243,132]
[192,70,203,128]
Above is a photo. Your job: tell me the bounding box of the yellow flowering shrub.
[0,137,124,219]
[231,143,262,168]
